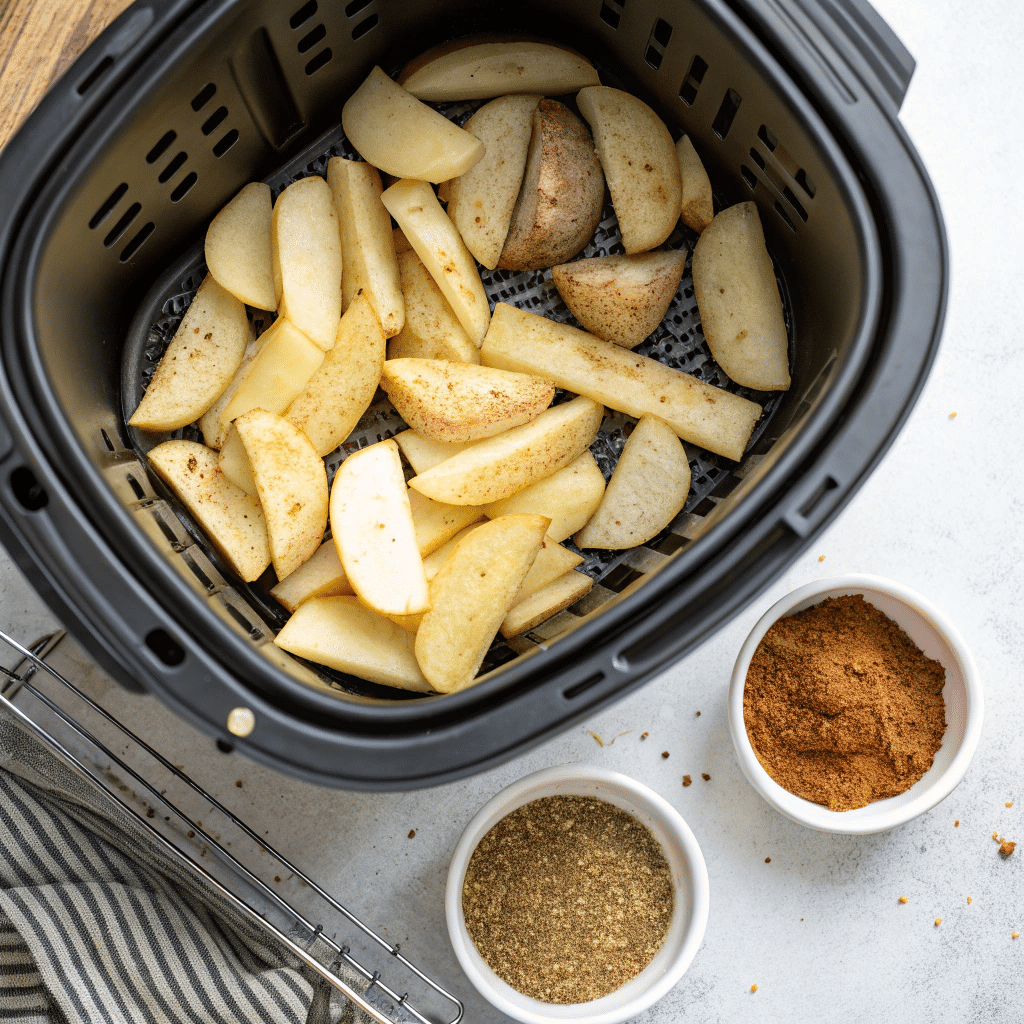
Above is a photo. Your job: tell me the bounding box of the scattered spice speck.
[589,731,604,747]
[750,984,758,993]
[1007,802,1014,808]
[993,832,1000,841]
[682,775,692,787]
[999,840,1016,857]
[899,897,909,904]
[235,780,243,788]
[934,918,942,927]
[640,732,649,740]
[661,751,670,759]
[967,897,972,905]
[765,857,771,864]
[275,876,281,883]
[702,773,711,781]
[408,829,416,839]
[954,820,960,827]
[695,711,701,717]
[949,412,957,419]
[818,555,826,562]
[1013,932,1020,939]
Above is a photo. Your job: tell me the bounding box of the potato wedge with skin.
[234,409,328,580]
[199,325,260,449]
[387,250,479,364]
[327,157,404,338]
[398,38,600,101]
[331,439,429,616]
[284,293,386,457]
[381,359,555,443]
[205,182,276,310]
[482,451,605,543]
[575,414,691,549]
[272,176,342,351]
[576,86,681,254]
[407,488,485,557]
[381,179,490,345]
[409,395,604,505]
[552,251,688,350]
[147,440,270,582]
[342,66,485,184]
[275,596,432,693]
[394,430,478,475]
[692,202,790,391]
[481,303,760,462]
[270,539,353,613]
[129,275,248,432]
[677,135,714,234]
[500,569,594,639]
[498,100,604,272]
[415,514,549,692]
[447,94,540,270]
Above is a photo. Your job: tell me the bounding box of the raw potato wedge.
[327,157,404,337]
[285,293,386,456]
[447,94,540,269]
[330,439,430,616]
[576,86,681,254]
[381,359,555,443]
[575,414,691,549]
[498,99,604,271]
[387,250,479,364]
[422,522,487,582]
[272,176,342,351]
[382,179,491,346]
[415,514,550,692]
[200,325,260,449]
[129,275,248,432]
[270,539,353,613]
[148,440,270,582]
[408,395,604,505]
[677,135,714,234]
[218,424,257,495]
[692,202,790,391]
[398,38,600,101]
[514,537,583,603]
[481,304,761,462]
[482,451,605,543]
[552,251,688,349]
[205,182,277,310]
[500,569,594,639]
[408,489,485,557]
[342,66,485,183]
[234,408,328,580]
[275,596,432,693]
[394,430,479,475]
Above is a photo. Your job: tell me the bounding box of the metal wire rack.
[0,627,464,1024]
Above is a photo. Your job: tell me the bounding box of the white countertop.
[1,0,1021,1020]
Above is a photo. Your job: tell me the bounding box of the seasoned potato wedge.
[394,430,479,475]
[500,569,594,639]
[575,414,691,549]
[408,488,485,556]
[217,424,257,496]
[342,66,485,183]
[677,135,714,234]
[513,537,584,603]
[205,182,277,310]
[381,359,555,443]
[692,202,790,391]
[199,325,260,450]
[270,539,354,613]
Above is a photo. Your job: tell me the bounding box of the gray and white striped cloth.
[0,716,376,1024]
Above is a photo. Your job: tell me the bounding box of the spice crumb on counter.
[899,896,909,904]
[935,918,942,927]
[1013,932,1020,939]
[750,984,758,993]
[695,711,701,717]
[765,857,771,864]
[954,820,960,827]
[818,555,826,562]
[993,832,1000,840]
[1007,801,1014,808]
[407,829,416,839]
[967,897,972,904]
[683,775,692,787]
[640,731,649,740]
[661,751,670,759]
[235,780,243,788]
[702,773,711,781]
[589,731,604,747]
[999,840,1016,857]
[949,411,957,419]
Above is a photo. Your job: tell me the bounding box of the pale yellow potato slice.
[284,293,386,456]
[408,395,603,505]
[552,251,688,349]
[387,250,479,363]
[129,275,248,432]
[234,408,328,580]
[394,430,478,475]
[447,94,540,269]
[271,175,342,351]
[575,414,691,549]
[147,440,270,582]
[576,86,681,254]
[381,358,555,443]
[217,424,257,496]
[677,135,714,234]
[481,303,760,462]
[408,488,485,557]
[498,99,604,272]
[692,202,790,391]
[421,522,487,582]
[415,514,549,692]
[482,451,605,543]
[381,179,491,345]
[275,596,432,693]
[204,182,276,310]
[327,157,404,338]
[342,66,485,183]
[218,317,324,437]
[513,537,583,603]
[500,569,594,639]
[199,325,260,449]
[398,39,600,101]
[330,439,429,616]
[270,539,353,613]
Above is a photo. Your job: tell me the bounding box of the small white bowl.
[728,574,983,834]
[445,764,709,1024]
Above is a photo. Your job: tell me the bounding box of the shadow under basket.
[0,0,946,788]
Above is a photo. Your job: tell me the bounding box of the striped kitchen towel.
[0,715,377,1024]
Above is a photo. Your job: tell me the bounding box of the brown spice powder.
[462,795,674,1004]
[744,595,947,812]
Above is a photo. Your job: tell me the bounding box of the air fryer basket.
[0,0,946,788]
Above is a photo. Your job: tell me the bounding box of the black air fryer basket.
[0,0,946,788]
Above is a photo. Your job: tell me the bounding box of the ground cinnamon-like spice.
[743,594,947,812]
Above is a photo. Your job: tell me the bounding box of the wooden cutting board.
[0,0,133,151]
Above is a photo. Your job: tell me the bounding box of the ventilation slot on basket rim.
[89,182,128,228]
[213,130,239,157]
[158,151,188,183]
[678,54,708,106]
[120,222,155,262]
[644,18,672,70]
[103,202,141,247]
[170,173,198,202]
[600,0,625,30]
[191,83,217,112]
[290,0,317,28]
[146,131,177,164]
[201,107,229,136]
[351,15,377,40]
[712,88,741,139]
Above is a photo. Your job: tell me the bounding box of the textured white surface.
[1,0,1022,1021]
